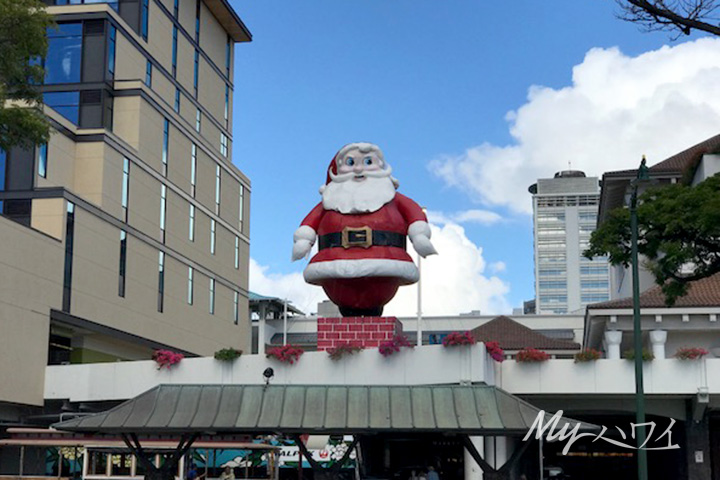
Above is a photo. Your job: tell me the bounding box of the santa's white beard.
[321,174,397,214]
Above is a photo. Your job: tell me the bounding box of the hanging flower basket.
[442,331,477,347]
[152,350,184,370]
[675,347,709,360]
[515,348,550,363]
[266,344,304,364]
[327,342,363,361]
[378,335,414,357]
[623,349,654,362]
[574,348,601,363]
[485,341,505,362]
[214,348,243,361]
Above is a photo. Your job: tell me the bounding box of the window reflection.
[46,23,82,84]
[44,91,80,125]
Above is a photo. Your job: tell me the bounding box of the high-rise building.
[528,171,610,314]
[0,0,252,414]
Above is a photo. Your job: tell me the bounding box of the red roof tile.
[589,273,720,309]
[471,316,579,350]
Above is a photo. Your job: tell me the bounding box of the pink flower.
[266,345,304,364]
[153,350,184,370]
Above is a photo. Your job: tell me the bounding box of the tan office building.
[0,0,252,414]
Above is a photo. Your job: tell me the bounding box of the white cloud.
[249,221,511,317]
[489,261,506,274]
[430,38,720,214]
[427,209,503,225]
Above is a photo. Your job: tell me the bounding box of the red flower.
[675,347,709,360]
[152,350,184,370]
[266,344,304,364]
[378,335,414,357]
[327,342,363,360]
[515,348,550,363]
[484,341,505,362]
[442,331,477,347]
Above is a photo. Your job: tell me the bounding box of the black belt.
[319,226,406,250]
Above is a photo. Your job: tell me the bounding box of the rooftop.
[588,273,720,309]
[471,316,580,351]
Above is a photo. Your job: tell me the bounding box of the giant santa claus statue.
[292,142,437,317]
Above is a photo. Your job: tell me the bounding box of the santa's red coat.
[301,192,427,286]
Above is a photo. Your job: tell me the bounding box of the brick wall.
[317,316,403,351]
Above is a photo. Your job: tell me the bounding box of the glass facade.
[209,278,215,315]
[141,0,149,41]
[234,236,239,269]
[220,133,228,157]
[238,184,244,231]
[160,185,167,242]
[157,251,165,312]
[193,50,199,97]
[189,204,195,241]
[215,164,221,213]
[118,230,127,297]
[43,91,80,125]
[50,0,118,9]
[121,157,129,221]
[172,26,178,77]
[187,267,193,305]
[145,60,152,87]
[195,109,201,132]
[190,144,197,196]
[233,291,238,324]
[46,23,82,84]
[210,219,216,255]
[174,88,181,113]
[108,26,117,76]
[162,119,169,176]
[38,143,48,178]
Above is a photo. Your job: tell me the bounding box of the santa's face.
[337,150,384,182]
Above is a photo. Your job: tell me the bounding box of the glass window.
[157,251,165,313]
[107,25,117,77]
[174,88,181,113]
[160,184,167,241]
[195,109,201,132]
[233,291,239,324]
[43,91,80,125]
[0,149,6,192]
[238,184,244,231]
[225,35,231,76]
[38,143,48,178]
[141,0,149,41]
[539,268,565,277]
[209,278,215,315]
[537,226,565,236]
[581,265,608,276]
[215,164,221,213]
[172,26,178,77]
[234,236,239,269]
[582,294,609,304]
[173,0,179,17]
[45,23,82,84]
[190,144,197,196]
[195,0,201,41]
[220,133,228,157]
[118,230,127,297]
[189,204,195,241]
[539,280,566,290]
[187,267,193,305]
[581,280,609,289]
[537,212,565,223]
[145,60,152,87]
[193,50,199,97]
[539,295,567,305]
[121,157,129,221]
[162,119,169,176]
[224,85,229,125]
[210,219,216,255]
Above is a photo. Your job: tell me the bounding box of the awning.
[53,384,590,436]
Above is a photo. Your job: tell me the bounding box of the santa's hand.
[291,225,316,261]
[408,221,437,258]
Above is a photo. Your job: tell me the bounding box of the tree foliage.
[617,0,720,38]
[0,0,53,151]
[585,174,720,305]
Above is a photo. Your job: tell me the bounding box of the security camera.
[263,367,274,385]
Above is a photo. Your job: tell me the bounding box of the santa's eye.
[363,156,373,165]
[345,156,355,166]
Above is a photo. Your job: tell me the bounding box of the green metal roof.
[53,384,589,436]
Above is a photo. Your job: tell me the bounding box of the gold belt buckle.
[341,226,372,249]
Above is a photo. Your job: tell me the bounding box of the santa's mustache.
[328,165,393,183]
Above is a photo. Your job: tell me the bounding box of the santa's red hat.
[325,142,385,185]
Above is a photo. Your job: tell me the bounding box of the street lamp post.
[631,156,650,480]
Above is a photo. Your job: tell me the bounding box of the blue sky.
[229,1,720,315]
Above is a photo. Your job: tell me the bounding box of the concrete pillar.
[686,412,711,480]
[258,304,267,355]
[650,329,667,359]
[483,437,508,469]
[604,330,622,359]
[464,436,484,480]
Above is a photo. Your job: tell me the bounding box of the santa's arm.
[395,193,437,258]
[292,203,324,261]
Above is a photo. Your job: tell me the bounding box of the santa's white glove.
[408,221,437,258]
[292,225,316,261]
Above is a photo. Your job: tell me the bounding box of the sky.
[229,0,720,316]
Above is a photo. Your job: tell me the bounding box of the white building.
[528,171,610,314]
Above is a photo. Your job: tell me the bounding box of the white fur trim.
[293,225,317,243]
[408,220,431,239]
[304,259,419,284]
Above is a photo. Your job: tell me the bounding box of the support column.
[464,436,484,480]
[604,330,622,359]
[649,330,667,359]
[686,410,711,480]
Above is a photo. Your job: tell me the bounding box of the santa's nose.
[353,164,364,173]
